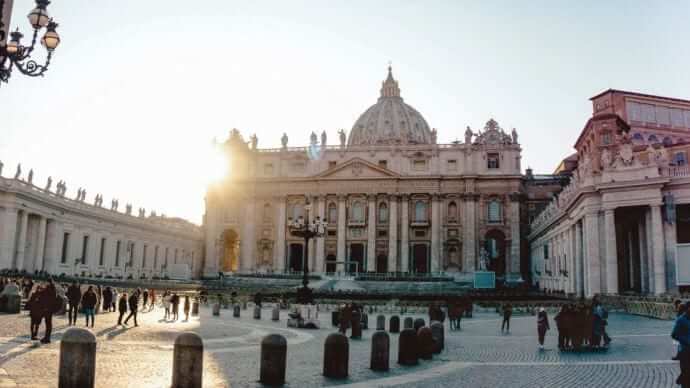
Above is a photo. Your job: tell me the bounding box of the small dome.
[348,67,432,146]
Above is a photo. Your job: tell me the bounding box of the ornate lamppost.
[288,199,327,304]
[0,0,61,85]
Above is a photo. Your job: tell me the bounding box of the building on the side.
[0,175,203,279]
[528,89,690,296]
[203,67,526,282]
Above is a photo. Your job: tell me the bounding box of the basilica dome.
[348,67,433,146]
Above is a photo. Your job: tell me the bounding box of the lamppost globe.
[6,31,23,55]
[41,22,60,51]
[28,2,51,29]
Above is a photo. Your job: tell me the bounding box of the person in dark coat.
[142,289,149,309]
[102,287,112,313]
[124,291,139,327]
[39,280,58,343]
[27,285,43,340]
[339,304,352,334]
[171,293,180,321]
[66,282,81,326]
[501,303,513,333]
[117,293,128,325]
[554,305,567,350]
[537,307,550,349]
[81,286,98,328]
[183,295,191,321]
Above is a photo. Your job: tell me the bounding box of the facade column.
[388,195,398,272]
[400,194,409,272]
[15,211,29,270]
[583,212,601,297]
[462,194,477,273]
[638,216,649,294]
[0,208,18,269]
[604,209,618,294]
[508,193,521,280]
[240,198,255,272]
[35,216,47,272]
[650,205,666,294]
[43,219,58,273]
[664,216,677,292]
[315,196,326,273]
[568,225,577,294]
[574,221,583,297]
[275,197,287,272]
[430,194,441,273]
[336,195,347,262]
[366,194,376,272]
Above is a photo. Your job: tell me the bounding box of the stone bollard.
[323,333,349,379]
[243,301,248,310]
[272,305,280,321]
[376,315,386,331]
[370,331,390,371]
[172,332,203,388]
[254,305,262,320]
[212,303,220,316]
[397,328,418,366]
[233,304,241,318]
[260,334,287,386]
[351,310,362,339]
[4,294,21,314]
[430,321,444,353]
[403,317,413,329]
[413,318,425,333]
[417,327,434,360]
[59,328,96,388]
[390,316,400,333]
[191,301,199,317]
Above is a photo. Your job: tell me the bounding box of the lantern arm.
[12,49,52,77]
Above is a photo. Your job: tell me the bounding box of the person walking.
[171,293,180,321]
[163,291,172,320]
[183,295,191,321]
[149,289,156,311]
[66,282,81,326]
[102,286,112,313]
[117,292,128,325]
[537,307,550,350]
[501,303,513,333]
[672,302,690,388]
[554,305,567,350]
[142,289,149,309]
[124,290,139,327]
[111,288,119,312]
[82,286,98,328]
[39,279,58,344]
[27,285,43,340]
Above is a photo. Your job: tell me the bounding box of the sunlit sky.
[2,1,689,224]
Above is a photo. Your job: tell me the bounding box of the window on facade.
[378,202,388,224]
[488,200,502,223]
[154,246,159,268]
[415,230,426,238]
[675,152,688,166]
[165,247,169,267]
[447,160,457,171]
[415,201,428,222]
[263,163,274,176]
[632,133,644,143]
[543,244,549,260]
[291,203,304,220]
[663,137,673,146]
[263,203,272,222]
[174,249,178,264]
[99,238,106,266]
[378,160,388,168]
[328,161,337,169]
[412,160,426,171]
[648,134,659,143]
[351,201,365,222]
[128,241,134,264]
[448,201,458,222]
[61,232,70,263]
[81,236,89,265]
[602,132,611,145]
[143,245,148,267]
[327,202,337,224]
[377,230,388,238]
[487,153,500,169]
[115,240,121,266]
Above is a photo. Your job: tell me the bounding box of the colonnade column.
[0,208,18,269]
[650,205,666,294]
[462,194,477,273]
[568,225,577,294]
[240,198,255,272]
[275,196,286,272]
[336,195,347,262]
[638,216,649,293]
[508,193,521,280]
[315,196,326,273]
[400,195,409,273]
[583,212,601,297]
[15,211,29,270]
[204,203,218,276]
[430,194,441,273]
[35,216,47,272]
[604,209,618,294]
[366,194,376,272]
[388,195,398,272]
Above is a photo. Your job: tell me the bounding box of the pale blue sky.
[2,1,689,224]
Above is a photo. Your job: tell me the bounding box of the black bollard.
[59,328,96,388]
[430,321,444,353]
[254,305,261,320]
[172,332,203,388]
[413,318,425,333]
[233,304,241,318]
[351,310,362,339]
[212,303,221,316]
[417,327,434,360]
[376,315,386,331]
[398,328,418,366]
[323,333,349,379]
[260,334,287,386]
[370,331,390,371]
[403,317,413,329]
[390,316,400,333]
[272,305,280,321]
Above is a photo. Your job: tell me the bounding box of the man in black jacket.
[39,280,58,344]
[66,282,81,326]
[124,290,139,327]
[81,286,98,328]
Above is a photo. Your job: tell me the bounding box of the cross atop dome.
[380,64,401,98]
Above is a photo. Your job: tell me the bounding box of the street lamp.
[287,199,327,305]
[0,0,61,85]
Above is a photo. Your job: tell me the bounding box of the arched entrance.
[484,229,506,276]
[376,254,387,273]
[288,243,303,272]
[349,244,364,274]
[222,229,240,272]
[412,244,429,274]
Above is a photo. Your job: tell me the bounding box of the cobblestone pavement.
[0,306,680,387]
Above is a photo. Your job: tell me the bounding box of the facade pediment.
[315,158,399,179]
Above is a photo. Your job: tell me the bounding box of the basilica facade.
[203,68,525,282]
